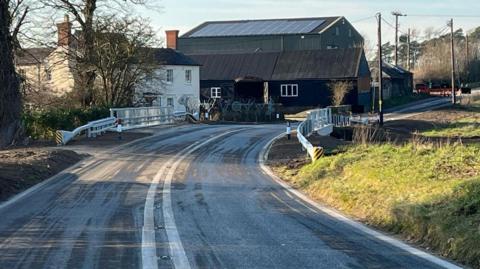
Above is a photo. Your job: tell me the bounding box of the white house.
[134,48,201,113]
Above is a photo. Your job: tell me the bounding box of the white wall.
[135,64,200,112]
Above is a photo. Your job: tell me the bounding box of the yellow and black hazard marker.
[312,147,324,161]
[55,131,64,146]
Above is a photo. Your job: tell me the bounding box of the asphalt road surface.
[0,124,460,269]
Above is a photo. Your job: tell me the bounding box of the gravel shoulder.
[0,130,153,202]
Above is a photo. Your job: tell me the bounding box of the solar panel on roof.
[189,19,325,37]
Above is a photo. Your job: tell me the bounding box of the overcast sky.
[138,0,480,47]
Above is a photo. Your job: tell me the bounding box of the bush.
[22,107,110,140]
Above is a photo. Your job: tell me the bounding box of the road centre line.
[142,129,243,269]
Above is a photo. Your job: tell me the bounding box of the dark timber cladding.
[190,48,372,111]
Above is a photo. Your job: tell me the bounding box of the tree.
[91,16,161,107]
[0,0,29,147]
[329,81,353,106]
[40,0,156,107]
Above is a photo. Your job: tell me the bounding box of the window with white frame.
[166,69,173,83]
[280,84,298,97]
[348,29,352,37]
[185,70,192,84]
[335,27,340,36]
[211,87,221,99]
[167,97,174,106]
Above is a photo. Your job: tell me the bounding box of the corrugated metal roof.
[190,52,278,80]
[182,17,340,38]
[189,48,365,81]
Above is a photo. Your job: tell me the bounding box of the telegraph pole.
[377,13,384,126]
[449,18,456,104]
[407,28,411,71]
[392,11,405,66]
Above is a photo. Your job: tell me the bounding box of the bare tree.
[91,16,161,107]
[0,0,30,147]
[39,0,157,107]
[329,81,353,106]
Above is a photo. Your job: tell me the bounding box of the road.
[0,124,460,269]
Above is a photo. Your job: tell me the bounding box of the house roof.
[152,48,201,66]
[182,17,341,38]
[15,47,55,65]
[189,48,366,81]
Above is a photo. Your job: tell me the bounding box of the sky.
[137,0,480,48]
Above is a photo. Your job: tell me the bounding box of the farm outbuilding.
[189,48,371,112]
[167,16,372,112]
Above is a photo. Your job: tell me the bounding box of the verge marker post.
[286,121,291,140]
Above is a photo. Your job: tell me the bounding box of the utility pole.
[449,18,456,104]
[377,13,384,126]
[392,11,405,66]
[407,28,411,71]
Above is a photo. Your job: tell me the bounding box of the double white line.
[141,129,241,269]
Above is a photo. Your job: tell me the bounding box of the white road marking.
[259,133,463,269]
[142,129,241,269]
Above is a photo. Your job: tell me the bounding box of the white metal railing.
[110,106,177,130]
[297,108,334,161]
[56,117,116,145]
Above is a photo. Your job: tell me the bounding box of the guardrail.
[297,108,334,162]
[110,106,176,130]
[56,117,116,145]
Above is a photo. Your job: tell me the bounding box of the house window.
[166,69,173,83]
[167,97,174,106]
[45,69,52,81]
[335,27,340,36]
[211,87,221,99]
[185,70,192,84]
[18,69,26,79]
[348,29,352,37]
[327,45,338,49]
[280,84,298,97]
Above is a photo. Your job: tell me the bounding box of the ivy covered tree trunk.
[0,0,23,147]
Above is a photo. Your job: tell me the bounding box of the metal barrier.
[110,106,176,130]
[56,117,116,145]
[297,108,334,162]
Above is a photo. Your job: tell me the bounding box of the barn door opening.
[234,77,264,103]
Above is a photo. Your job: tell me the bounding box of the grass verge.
[273,142,480,268]
[421,101,480,138]
[383,93,431,109]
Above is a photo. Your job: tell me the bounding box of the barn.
[166,17,372,112]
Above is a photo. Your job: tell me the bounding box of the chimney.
[166,30,179,50]
[57,14,72,47]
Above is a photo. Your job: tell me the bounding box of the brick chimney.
[57,14,72,47]
[166,30,179,50]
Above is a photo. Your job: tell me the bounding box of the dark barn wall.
[178,21,363,55]
[268,80,367,111]
[178,35,325,55]
[178,36,284,55]
[199,80,234,101]
[321,19,364,48]
[268,80,330,107]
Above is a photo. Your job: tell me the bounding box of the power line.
[405,14,480,18]
[351,16,376,23]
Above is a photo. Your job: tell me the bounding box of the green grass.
[279,142,480,267]
[421,101,480,138]
[383,93,431,109]
[422,118,480,138]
